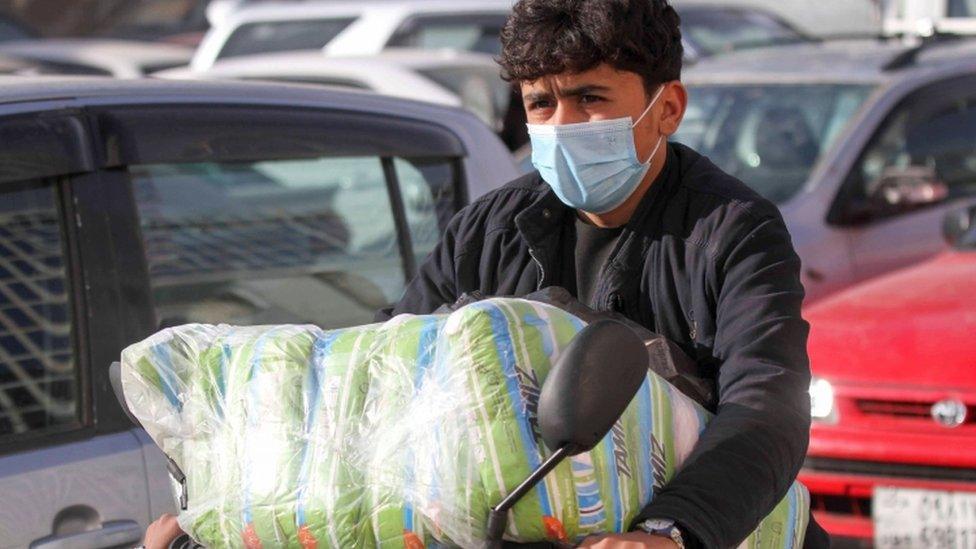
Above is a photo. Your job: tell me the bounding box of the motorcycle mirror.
[486,319,649,547]
[538,319,649,455]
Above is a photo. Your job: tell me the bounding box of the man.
[379,0,828,547]
[145,0,827,546]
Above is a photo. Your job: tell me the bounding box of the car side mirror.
[867,165,949,211]
[943,204,976,250]
[485,319,649,547]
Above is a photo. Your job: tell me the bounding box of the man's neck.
[578,145,668,228]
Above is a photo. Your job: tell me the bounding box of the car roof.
[365,47,500,69]
[0,39,193,79]
[0,75,469,117]
[0,75,518,199]
[176,48,498,75]
[683,37,976,85]
[155,51,465,107]
[226,0,513,22]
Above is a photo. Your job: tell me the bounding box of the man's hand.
[578,532,679,548]
[143,513,184,549]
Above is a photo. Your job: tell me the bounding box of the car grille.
[856,398,975,424]
[811,492,873,518]
[805,457,976,483]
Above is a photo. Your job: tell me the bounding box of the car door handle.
[30,520,143,549]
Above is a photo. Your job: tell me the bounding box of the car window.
[131,155,458,330]
[0,183,78,439]
[675,83,874,203]
[851,91,976,205]
[948,0,976,17]
[394,157,457,264]
[217,17,357,60]
[387,14,509,56]
[680,7,803,56]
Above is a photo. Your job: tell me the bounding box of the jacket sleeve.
[630,211,812,548]
[374,212,464,321]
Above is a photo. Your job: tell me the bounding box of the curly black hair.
[498,0,683,92]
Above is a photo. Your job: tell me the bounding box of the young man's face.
[520,63,687,166]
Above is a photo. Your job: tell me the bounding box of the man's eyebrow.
[523,90,554,103]
[522,84,613,103]
[558,84,612,98]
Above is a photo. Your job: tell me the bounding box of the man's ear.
[659,81,688,136]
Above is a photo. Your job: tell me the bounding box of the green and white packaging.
[121,298,809,548]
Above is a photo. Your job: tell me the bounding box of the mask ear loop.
[633,85,667,164]
[631,85,666,129]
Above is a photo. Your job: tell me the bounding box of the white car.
[0,38,193,78]
[160,48,511,132]
[191,0,514,71]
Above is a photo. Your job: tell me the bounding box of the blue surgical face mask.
[527,85,666,214]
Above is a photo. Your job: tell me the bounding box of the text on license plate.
[874,487,976,549]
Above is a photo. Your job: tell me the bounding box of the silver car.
[679,37,976,302]
[0,76,516,548]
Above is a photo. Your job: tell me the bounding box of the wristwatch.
[637,518,686,548]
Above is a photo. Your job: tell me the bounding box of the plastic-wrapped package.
[121,297,808,548]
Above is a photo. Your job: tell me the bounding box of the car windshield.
[217,17,356,60]
[680,8,804,56]
[675,83,874,204]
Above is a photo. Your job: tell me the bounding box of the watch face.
[643,518,676,531]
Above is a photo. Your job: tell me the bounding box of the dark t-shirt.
[573,216,624,308]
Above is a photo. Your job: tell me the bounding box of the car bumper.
[800,458,976,542]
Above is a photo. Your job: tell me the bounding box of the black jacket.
[380,143,826,548]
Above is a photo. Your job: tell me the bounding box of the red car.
[800,206,976,547]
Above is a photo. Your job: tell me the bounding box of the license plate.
[874,487,976,548]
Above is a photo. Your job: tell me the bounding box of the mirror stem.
[485,445,574,547]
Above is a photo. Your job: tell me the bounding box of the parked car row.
[677,38,976,544]
[0,1,974,548]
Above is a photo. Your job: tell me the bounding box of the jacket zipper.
[528,247,546,290]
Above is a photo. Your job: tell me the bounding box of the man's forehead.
[520,64,642,94]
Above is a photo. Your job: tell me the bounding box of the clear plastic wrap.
[121,297,809,548]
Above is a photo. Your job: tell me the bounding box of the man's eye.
[528,100,552,110]
[580,95,604,104]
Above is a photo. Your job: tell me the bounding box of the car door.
[829,74,976,283]
[0,112,150,548]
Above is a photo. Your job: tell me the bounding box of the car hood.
[805,251,976,390]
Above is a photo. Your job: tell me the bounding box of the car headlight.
[809,377,836,421]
